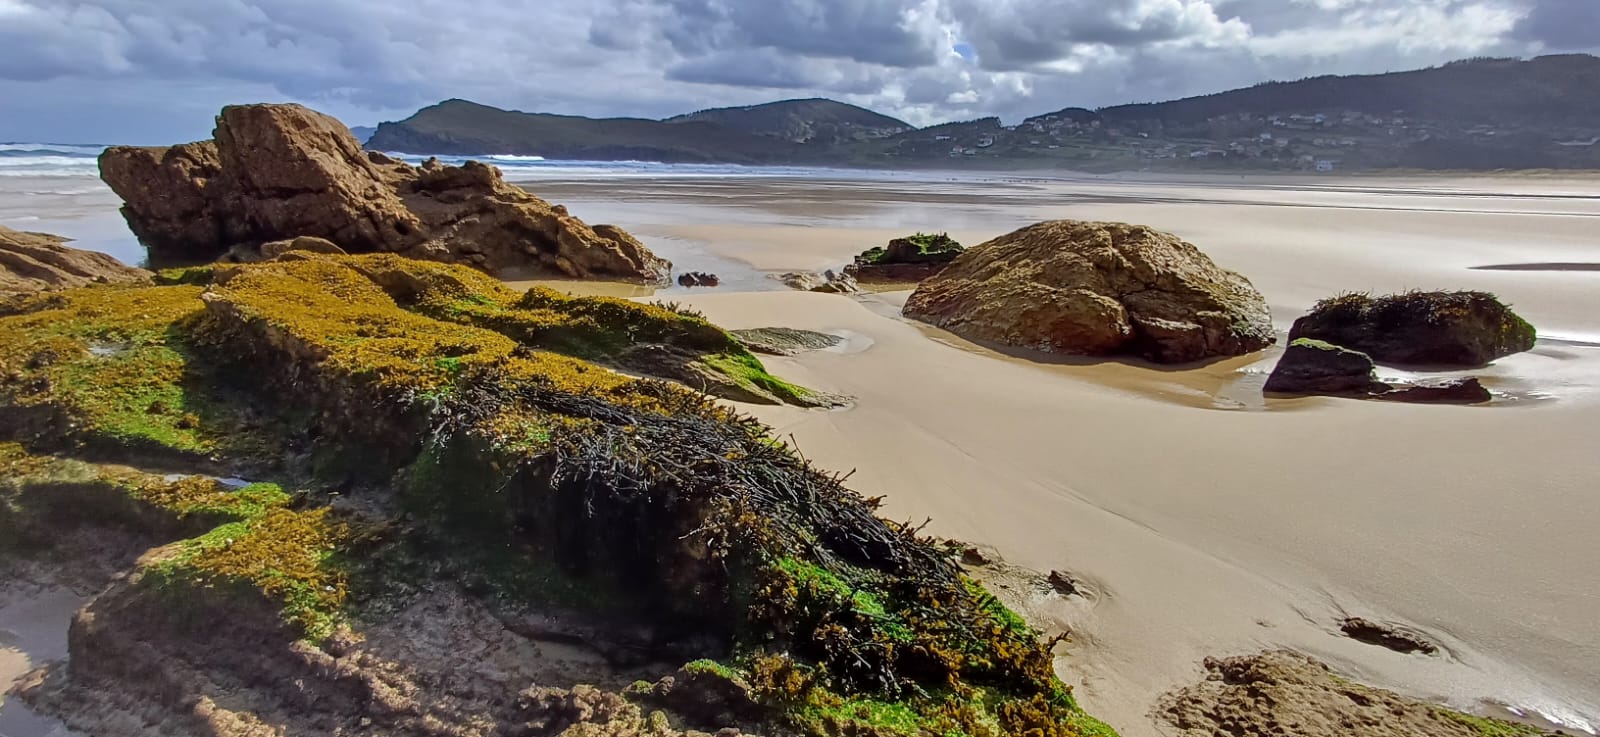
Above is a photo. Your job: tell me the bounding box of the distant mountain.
[366,99,803,164]
[665,98,911,145]
[347,125,376,144]
[367,55,1600,172]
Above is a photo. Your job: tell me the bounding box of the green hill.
[665,98,911,144]
[366,55,1600,172]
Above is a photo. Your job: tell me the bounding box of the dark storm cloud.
[1513,0,1600,50]
[0,0,1595,142]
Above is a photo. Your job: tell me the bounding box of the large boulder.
[903,220,1274,364]
[99,104,670,283]
[0,226,149,297]
[1287,291,1535,367]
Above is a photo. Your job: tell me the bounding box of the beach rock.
[260,236,348,261]
[1379,377,1492,405]
[731,327,842,356]
[1339,618,1439,654]
[0,225,150,297]
[846,233,965,283]
[677,271,721,288]
[1159,650,1531,737]
[99,103,670,283]
[1265,339,1384,396]
[904,220,1274,364]
[1046,570,1080,596]
[776,270,861,294]
[1288,291,1536,367]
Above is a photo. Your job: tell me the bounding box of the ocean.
[0,143,967,182]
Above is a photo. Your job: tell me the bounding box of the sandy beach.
[2,169,1598,736]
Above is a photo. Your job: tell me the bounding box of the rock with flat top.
[904,220,1273,364]
[99,103,670,283]
[0,225,149,297]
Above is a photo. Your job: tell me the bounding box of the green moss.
[701,352,818,406]
[1434,709,1544,737]
[1,255,1114,737]
[684,658,744,682]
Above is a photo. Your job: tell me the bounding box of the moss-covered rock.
[1288,291,1536,367]
[1265,338,1383,396]
[848,232,966,283]
[0,254,1114,737]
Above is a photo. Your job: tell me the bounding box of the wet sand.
[3,170,1599,736]
[0,589,84,736]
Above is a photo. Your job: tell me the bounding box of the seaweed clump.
[1288,290,1535,367]
[0,254,1112,737]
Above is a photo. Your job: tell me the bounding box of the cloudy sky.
[0,0,1595,143]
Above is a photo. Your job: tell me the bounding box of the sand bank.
[669,287,1600,736]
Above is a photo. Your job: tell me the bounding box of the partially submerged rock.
[1266,339,1492,404]
[1340,617,1439,655]
[99,103,670,283]
[0,225,149,298]
[1265,338,1385,396]
[846,232,965,283]
[904,220,1274,364]
[0,254,1111,737]
[731,327,842,356]
[1379,377,1491,405]
[676,271,720,288]
[1288,291,1536,367]
[776,269,861,294]
[1158,651,1539,737]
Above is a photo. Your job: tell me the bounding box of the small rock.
[1377,377,1491,404]
[677,271,721,288]
[1264,338,1383,396]
[1046,570,1080,596]
[731,327,842,356]
[261,236,348,260]
[960,546,993,566]
[1339,617,1438,655]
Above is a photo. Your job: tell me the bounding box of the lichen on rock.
[0,254,1113,737]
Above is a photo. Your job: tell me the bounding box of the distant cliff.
[367,55,1600,172]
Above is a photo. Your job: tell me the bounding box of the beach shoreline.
[2,169,1598,736]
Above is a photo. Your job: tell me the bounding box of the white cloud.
[0,0,1593,143]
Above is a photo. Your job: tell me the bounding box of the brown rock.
[99,103,670,283]
[1378,377,1492,405]
[1339,617,1439,655]
[904,220,1274,364]
[0,226,150,297]
[1158,650,1523,737]
[775,269,860,294]
[677,271,721,288]
[260,236,348,261]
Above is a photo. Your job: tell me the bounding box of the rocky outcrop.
[845,233,964,283]
[1288,291,1536,367]
[1266,339,1493,404]
[1265,339,1385,395]
[1158,651,1539,737]
[904,220,1274,364]
[776,270,861,294]
[0,226,149,297]
[99,103,670,283]
[731,327,842,356]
